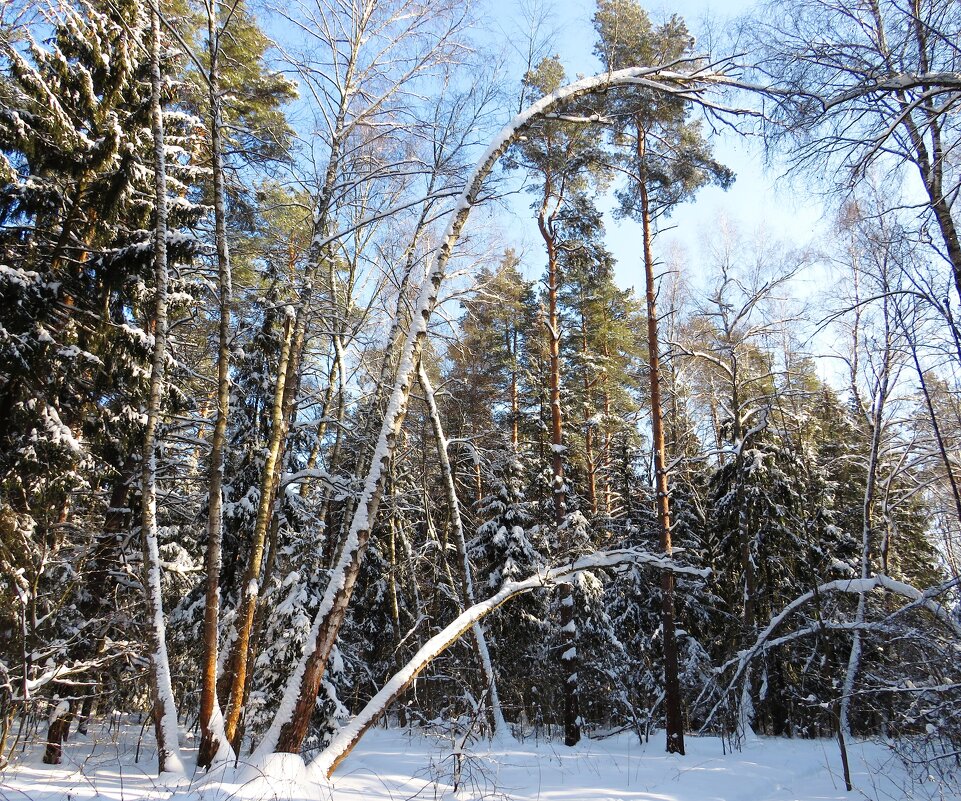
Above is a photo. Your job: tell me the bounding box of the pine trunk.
[538,197,579,748]
[638,125,684,756]
[582,314,598,516]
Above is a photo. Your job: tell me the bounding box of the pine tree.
[593,0,733,754]
[446,250,538,454]
[558,219,645,526]
[473,448,547,724]
[509,54,614,746]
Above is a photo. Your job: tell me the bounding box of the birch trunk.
[198,0,234,768]
[309,548,702,778]
[141,1,184,774]
[835,256,893,795]
[417,362,507,733]
[839,333,889,740]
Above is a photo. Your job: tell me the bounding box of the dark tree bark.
[42,698,74,765]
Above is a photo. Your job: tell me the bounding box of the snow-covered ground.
[2,716,958,801]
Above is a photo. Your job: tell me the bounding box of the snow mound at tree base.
[231,752,321,800]
[167,753,328,801]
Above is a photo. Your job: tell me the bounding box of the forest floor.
[2,715,958,801]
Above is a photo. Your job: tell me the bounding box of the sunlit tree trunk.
[537,175,580,747]
[637,125,684,755]
[140,0,183,773]
[198,0,234,768]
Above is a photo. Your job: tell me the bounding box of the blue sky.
[477,0,828,297]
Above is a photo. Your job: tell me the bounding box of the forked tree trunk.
[637,125,684,755]
[887,31,961,309]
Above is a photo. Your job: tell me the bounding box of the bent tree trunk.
[256,64,733,758]
[308,549,707,778]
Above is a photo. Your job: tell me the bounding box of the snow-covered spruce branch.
[256,61,740,757]
[701,574,961,731]
[307,549,710,779]
[279,468,353,496]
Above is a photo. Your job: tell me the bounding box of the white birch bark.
[307,549,709,778]
[840,353,890,738]
[198,0,234,767]
[141,0,184,776]
[417,361,507,733]
[703,573,961,732]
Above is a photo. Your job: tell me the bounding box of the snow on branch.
[821,72,961,111]
[701,574,961,731]
[308,548,708,779]
[280,467,352,496]
[258,59,742,758]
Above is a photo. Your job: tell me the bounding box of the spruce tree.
[0,0,202,761]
